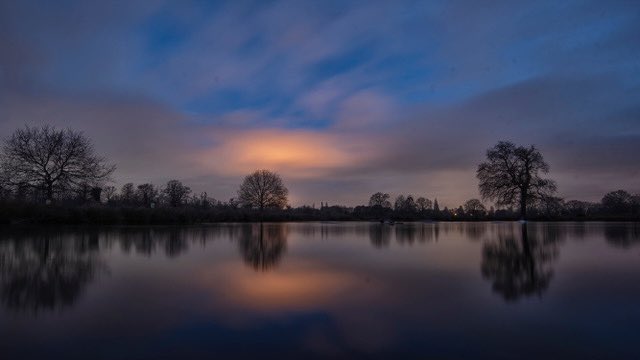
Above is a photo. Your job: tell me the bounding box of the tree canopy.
[0,126,114,202]
[237,169,288,210]
[477,141,556,219]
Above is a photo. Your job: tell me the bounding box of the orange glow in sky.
[197,129,370,178]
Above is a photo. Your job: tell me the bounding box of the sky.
[0,0,639,207]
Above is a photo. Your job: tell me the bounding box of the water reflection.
[0,222,638,316]
[0,230,103,313]
[369,224,392,248]
[604,223,640,248]
[0,222,639,359]
[481,223,559,302]
[238,223,288,271]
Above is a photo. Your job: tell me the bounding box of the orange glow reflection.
[199,262,358,311]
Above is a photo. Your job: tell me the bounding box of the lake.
[0,222,639,359]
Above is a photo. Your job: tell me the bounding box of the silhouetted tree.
[416,197,432,212]
[601,190,633,215]
[103,185,116,202]
[564,200,591,218]
[538,195,564,217]
[136,183,158,207]
[477,141,556,220]
[632,194,640,216]
[394,195,406,211]
[163,180,191,207]
[0,126,115,202]
[237,170,288,211]
[464,199,486,218]
[368,192,391,208]
[120,183,136,204]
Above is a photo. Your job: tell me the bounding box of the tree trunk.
[46,181,54,204]
[520,189,527,220]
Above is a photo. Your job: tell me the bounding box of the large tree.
[238,169,288,211]
[0,126,115,202]
[477,141,556,220]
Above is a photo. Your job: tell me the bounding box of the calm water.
[1,222,639,359]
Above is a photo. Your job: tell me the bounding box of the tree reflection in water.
[0,230,103,313]
[238,223,288,271]
[481,223,560,302]
[369,224,392,248]
[604,223,640,249]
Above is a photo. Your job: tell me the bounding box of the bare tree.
[0,126,115,202]
[464,199,486,218]
[394,195,406,211]
[120,183,136,204]
[416,197,432,212]
[601,190,633,215]
[477,141,556,220]
[103,186,116,203]
[369,192,391,208]
[136,183,158,207]
[238,169,288,211]
[163,180,191,207]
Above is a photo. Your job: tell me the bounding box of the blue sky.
[1,0,639,206]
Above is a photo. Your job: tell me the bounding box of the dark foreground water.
[0,222,639,359]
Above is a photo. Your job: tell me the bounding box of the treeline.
[356,190,640,221]
[1,185,638,224]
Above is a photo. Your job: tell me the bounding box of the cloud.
[0,0,639,206]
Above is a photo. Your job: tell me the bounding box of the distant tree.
[237,170,288,211]
[537,196,564,217]
[136,183,158,207]
[120,183,136,204]
[405,195,417,212]
[194,191,214,209]
[464,199,486,218]
[368,192,391,208]
[477,141,556,220]
[433,199,440,212]
[632,194,640,216]
[564,200,591,217]
[394,195,406,211]
[163,180,191,207]
[103,186,116,202]
[0,126,115,202]
[416,197,433,212]
[601,190,633,215]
